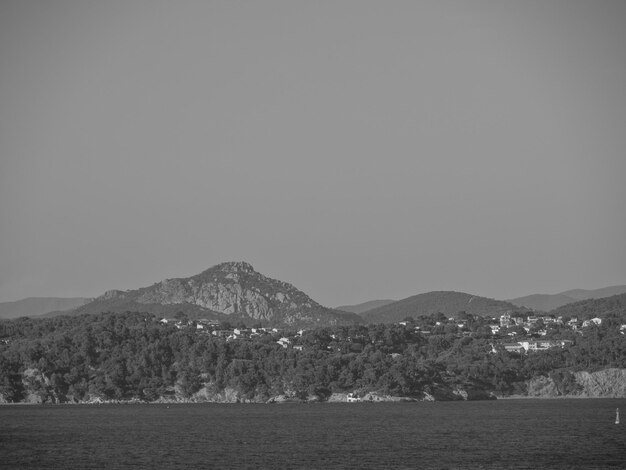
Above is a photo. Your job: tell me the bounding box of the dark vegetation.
[1,299,626,403]
[549,293,626,321]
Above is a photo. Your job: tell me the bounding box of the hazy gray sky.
[1,0,625,307]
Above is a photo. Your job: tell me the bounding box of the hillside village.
[2,303,625,404]
[161,309,626,355]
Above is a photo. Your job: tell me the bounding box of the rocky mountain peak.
[215,261,255,274]
[69,262,362,328]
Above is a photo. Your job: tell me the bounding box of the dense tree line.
[549,293,626,320]
[1,311,625,403]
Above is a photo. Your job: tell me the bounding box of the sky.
[1,0,625,307]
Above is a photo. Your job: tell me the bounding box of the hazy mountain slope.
[507,294,577,312]
[362,291,519,324]
[64,262,362,328]
[335,299,396,315]
[508,285,626,311]
[560,285,626,301]
[0,297,91,319]
[548,293,626,320]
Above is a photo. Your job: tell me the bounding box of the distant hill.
[61,262,363,328]
[508,285,626,311]
[560,285,626,301]
[362,291,520,324]
[335,299,396,315]
[506,294,577,312]
[0,297,91,319]
[548,293,626,321]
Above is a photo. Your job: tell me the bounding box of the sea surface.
[1,399,625,469]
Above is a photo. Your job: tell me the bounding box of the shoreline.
[3,395,624,406]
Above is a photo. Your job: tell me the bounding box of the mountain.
[0,297,91,319]
[362,291,520,324]
[63,262,362,328]
[508,285,626,311]
[335,299,396,315]
[548,293,626,320]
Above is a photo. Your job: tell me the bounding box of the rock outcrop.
[526,368,626,398]
[574,369,626,397]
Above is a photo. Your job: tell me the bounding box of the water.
[1,399,625,469]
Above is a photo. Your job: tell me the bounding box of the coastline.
[3,394,624,405]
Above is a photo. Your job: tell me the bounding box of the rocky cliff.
[525,368,626,398]
[68,262,362,328]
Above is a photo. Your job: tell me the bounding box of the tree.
[175,311,188,322]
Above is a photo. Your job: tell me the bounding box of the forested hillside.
[1,309,625,404]
[548,293,626,320]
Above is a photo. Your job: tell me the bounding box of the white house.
[582,317,602,327]
[503,343,524,353]
[519,339,573,352]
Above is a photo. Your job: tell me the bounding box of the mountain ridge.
[0,297,91,320]
[4,276,626,323]
[508,285,626,311]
